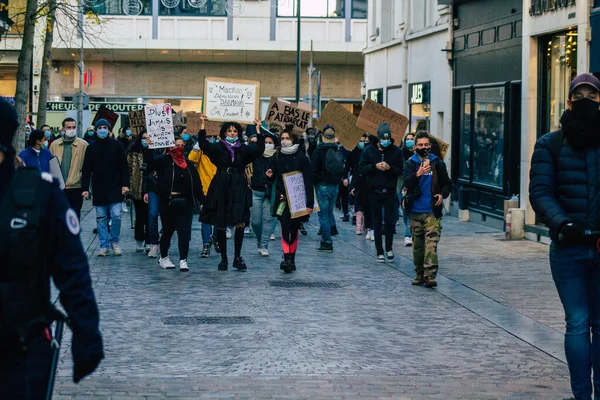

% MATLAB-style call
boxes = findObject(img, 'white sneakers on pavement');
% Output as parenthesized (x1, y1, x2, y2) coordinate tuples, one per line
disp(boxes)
(159, 257, 176, 269)
(111, 243, 122, 256)
(404, 237, 413, 247)
(258, 247, 269, 257)
(147, 245, 159, 258)
(386, 251, 395, 261)
(135, 241, 145, 252)
(97, 248, 109, 257)
(226, 228, 232, 239)
(366, 230, 375, 241)
(270, 234, 276, 241)
(179, 260, 189, 272)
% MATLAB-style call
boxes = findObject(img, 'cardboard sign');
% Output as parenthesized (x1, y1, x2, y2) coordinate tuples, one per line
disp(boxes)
(205, 121, 222, 137)
(128, 110, 146, 135)
(185, 111, 204, 134)
(357, 99, 409, 143)
(144, 103, 175, 149)
(314, 100, 365, 151)
(283, 171, 315, 219)
(173, 111, 185, 129)
(203, 77, 260, 124)
(265, 97, 311, 133)
(92, 105, 119, 130)
(430, 134, 450, 160)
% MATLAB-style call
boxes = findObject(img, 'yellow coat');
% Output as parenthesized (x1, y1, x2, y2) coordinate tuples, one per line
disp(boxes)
(188, 148, 217, 196)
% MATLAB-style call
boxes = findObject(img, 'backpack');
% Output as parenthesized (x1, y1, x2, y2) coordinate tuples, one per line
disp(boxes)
(324, 148, 345, 182)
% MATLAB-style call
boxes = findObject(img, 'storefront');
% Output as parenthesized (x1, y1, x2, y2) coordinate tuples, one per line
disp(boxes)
(449, 0, 522, 226)
(408, 81, 431, 134)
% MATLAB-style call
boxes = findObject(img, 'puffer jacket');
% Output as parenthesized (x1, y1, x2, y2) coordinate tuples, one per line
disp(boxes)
(529, 130, 599, 241)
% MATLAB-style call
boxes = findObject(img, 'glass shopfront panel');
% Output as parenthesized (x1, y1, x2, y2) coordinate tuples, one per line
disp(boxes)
(409, 104, 430, 134)
(459, 89, 471, 179)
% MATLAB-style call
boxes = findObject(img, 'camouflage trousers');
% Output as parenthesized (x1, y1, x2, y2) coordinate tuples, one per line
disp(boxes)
(409, 212, 442, 278)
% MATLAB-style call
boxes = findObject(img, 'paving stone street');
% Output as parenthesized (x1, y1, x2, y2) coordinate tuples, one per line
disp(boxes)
(52, 203, 573, 399)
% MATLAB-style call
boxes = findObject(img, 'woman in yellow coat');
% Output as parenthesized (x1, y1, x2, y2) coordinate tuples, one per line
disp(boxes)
(188, 135, 218, 257)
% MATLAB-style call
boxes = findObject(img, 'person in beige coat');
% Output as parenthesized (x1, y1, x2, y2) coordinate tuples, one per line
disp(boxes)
(49, 117, 89, 219)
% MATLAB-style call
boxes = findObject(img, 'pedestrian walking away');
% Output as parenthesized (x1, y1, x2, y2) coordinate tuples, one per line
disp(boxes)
(529, 73, 600, 400)
(402, 131, 451, 288)
(0, 98, 104, 398)
(127, 131, 151, 252)
(197, 115, 265, 271)
(145, 135, 203, 271)
(141, 132, 164, 259)
(359, 122, 404, 263)
(266, 126, 314, 273)
(346, 134, 368, 235)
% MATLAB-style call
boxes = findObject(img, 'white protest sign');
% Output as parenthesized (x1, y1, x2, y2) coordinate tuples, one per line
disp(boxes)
(283, 171, 308, 219)
(203, 77, 260, 124)
(144, 103, 175, 149)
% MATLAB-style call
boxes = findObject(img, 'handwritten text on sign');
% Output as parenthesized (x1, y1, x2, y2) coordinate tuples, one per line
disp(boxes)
(145, 103, 175, 149)
(283, 171, 310, 219)
(266, 97, 311, 133)
(356, 99, 409, 144)
(314, 100, 365, 151)
(203, 77, 260, 124)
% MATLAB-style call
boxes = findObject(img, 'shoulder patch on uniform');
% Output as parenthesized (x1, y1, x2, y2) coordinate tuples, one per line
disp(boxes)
(65, 209, 80, 235)
(41, 172, 53, 183)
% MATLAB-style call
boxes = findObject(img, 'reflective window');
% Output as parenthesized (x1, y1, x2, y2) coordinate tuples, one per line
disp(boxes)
(278, 0, 344, 17)
(159, 0, 226, 16)
(459, 90, 471, 179)
(87, 0, 152, 16)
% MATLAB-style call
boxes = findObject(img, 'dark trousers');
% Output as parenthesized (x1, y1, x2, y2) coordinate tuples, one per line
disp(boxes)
(64, 188, 83, 220)
(159, 198, 193, 260)
(280, 208, 301, 254)
(337, 183, 349, 214)
(0, 335, 52, 399)
(133, 199, 149, 243)
(369, 191, 397, 254)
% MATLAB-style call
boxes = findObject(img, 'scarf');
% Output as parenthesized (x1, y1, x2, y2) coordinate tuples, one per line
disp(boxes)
(169, 146, 188, 169)
(280, 144, 299, 155)
(220, 138, 241, 161)
(263, 148, 276, 158)
(560, 109, 600, 151)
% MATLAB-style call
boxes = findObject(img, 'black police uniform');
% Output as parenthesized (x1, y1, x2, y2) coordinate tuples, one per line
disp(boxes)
(0, 168, 104, 398)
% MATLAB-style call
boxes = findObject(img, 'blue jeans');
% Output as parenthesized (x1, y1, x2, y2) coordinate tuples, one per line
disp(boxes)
(251, 190, 277, 249)
(147, 192, 160, 245)
(398, 190, 410, 237)
(96, 203, 122, 249)
(550, 242, 600, 400)
(201, 222, 214, 246)
(316, 183, 338, 244)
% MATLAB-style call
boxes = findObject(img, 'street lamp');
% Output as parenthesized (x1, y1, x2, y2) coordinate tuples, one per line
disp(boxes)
(295, 0, 301, 103)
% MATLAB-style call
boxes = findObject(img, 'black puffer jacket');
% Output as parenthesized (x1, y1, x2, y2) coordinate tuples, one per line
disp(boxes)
(358, 143, 404, 190)
(529, 130, 599, 241)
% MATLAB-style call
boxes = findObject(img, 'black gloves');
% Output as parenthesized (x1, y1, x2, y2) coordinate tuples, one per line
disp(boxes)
(559, 222, 585, 243)
(73, 355, 103, 383)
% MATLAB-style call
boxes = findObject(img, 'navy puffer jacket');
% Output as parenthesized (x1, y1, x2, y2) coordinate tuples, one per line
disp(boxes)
(529, 130, 599, 241)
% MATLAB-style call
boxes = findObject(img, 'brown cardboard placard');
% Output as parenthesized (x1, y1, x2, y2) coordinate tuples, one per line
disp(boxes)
(429, 134, 450, 160)
(128, 110, 146, 135)
(314, 100, 365, 151)
(356, 99, 409, 144)
(203, 76, 260, 124)
(265, 97, 311, 133)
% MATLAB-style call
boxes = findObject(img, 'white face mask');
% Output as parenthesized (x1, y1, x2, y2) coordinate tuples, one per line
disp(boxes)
(265, 143, 275, 150)
(281, 139, 293, 148)
(65, 129, 77, 138)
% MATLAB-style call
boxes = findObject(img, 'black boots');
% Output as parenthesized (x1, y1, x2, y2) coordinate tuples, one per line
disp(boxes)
(280, 253, 294, 274)
(218, 258, 228, 271)
(233, 256, 247, 270)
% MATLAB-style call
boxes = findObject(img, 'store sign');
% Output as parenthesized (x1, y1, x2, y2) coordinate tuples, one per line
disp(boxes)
(409, 82, 431, 105)
(46, 102, 145, 112)
(530, 0, 576, 16)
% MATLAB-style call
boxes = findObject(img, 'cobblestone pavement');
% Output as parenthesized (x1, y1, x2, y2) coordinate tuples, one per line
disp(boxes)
(52, 204, 572, 399)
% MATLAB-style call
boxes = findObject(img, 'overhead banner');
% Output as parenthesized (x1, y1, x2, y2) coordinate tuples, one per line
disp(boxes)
(203, 77, 260, 124)
(356, 99, 409, 144)
(314, 100, 365, 151)
(144, 103, 175, 149)
(265, 97, 311, 133)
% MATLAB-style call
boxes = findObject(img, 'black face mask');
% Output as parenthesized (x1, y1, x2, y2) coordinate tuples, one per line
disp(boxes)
(571, 98, 600, 121)
(415, 148, 429, 157)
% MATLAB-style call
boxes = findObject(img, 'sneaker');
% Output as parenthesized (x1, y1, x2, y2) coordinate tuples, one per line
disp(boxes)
(424, 276, 438, 288)
(148, 245, 159, 258)
(365, 231, 372, 240)
(404, 237, 413, 247)
(377, 254, 385, 263)
(135, 241, 145, 252)
(159, 257, 176, 269)
(97, 247, 109, 257)
(179, 259, 189, 272)
(226, 228, 232, 239)
(244, 226, 251, 234)
(270, 234, 276, 241)
(315, 242, 333, 252)
(122, 202, 129, 213)
(386, 251, 395, 261)
(201, 245, 210, 258)
(258, 247, 269, 257)
(145, 244, 151, 253)
(369, 230, 375, 241)
(233, 256, 247, 270)
(211, 235, 221, 253)
(412, 273, 425, 286)
(111, 243, 122, 256)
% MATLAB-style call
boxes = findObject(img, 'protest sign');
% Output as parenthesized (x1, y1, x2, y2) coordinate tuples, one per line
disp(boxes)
(283, 171, 310, 219)
(265, 97, 311, 133)
(203, 77, 260, 124)
(430, 134, 450, 160)
(92, 105, 119, 130)
(173, 111, 185, 129)
(144, 103, 175, 149)
(357, 99, 409, 143)
(185, 112, 204, 134)
(314, 100, 365, 151)
(128, 109, 146, 135)
(205, 121, 222, 137)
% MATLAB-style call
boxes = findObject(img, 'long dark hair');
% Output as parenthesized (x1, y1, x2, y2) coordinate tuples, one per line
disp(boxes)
(219, 122, 244, 139)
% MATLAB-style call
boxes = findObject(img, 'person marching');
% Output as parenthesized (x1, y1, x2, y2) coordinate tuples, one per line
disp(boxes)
(197, 116, 265, 271)
(126, 131, 150, 252)
(18, 129, 53, 173)
(346, 134, 369, 235)
(399, 132, 416, 246)
(145, 136, 203, 271)
(266, 126, 314, 273)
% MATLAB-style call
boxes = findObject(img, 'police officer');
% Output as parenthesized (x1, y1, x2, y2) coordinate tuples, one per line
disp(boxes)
(0, 99, 104, 398)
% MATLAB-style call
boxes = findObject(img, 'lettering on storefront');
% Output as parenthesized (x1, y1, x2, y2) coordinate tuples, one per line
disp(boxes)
(409, 82, 431, 105)
(530, 0, 576, 16)
(46, 102, 145, 112)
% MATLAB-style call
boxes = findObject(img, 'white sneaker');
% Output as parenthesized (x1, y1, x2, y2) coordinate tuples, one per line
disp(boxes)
(226, 228, 232, 239)
(135, 241, 145, 252)
(122, 202, 129, 213)
(258, 247, 269, 257)
(159, 257, 176, 269)
(270, 234, 276, 241)
(365, 231, 371, 240)
(148, 244, 159, 258)
(111, 243, 122, 256)
(97, 248, 109, 257)
(179, 259, 189, 272)
(369, 230, 375, 241)
(244, 226, 251, 234)
(404, 237, 413, 247)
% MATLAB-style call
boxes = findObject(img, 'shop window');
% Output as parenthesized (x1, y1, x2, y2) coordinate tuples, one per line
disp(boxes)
(368, 88, 383, 104)
(352, 0, 367, 18)
(410, 104, 430, 134)
(539, 29, 578, 136)
(278, 0, 344, 18)
(159, 0, 226, 16)
(87, 0, 152, 16)
(459, 90, 471, 179)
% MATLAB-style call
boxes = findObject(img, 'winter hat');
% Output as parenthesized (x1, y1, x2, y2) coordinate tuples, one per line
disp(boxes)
(377, 122, 392, 140)
(322, 125, 336, 143)
(95, 118, 111, 130)
(0, 98, 19, 150)
(569, 73, 600, 96)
